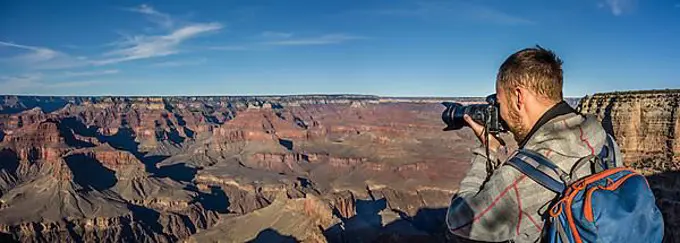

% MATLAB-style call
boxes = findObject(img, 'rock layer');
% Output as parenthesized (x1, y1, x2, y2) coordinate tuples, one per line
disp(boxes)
(578, 89, 680, 242)
(0, 95, 486, 242)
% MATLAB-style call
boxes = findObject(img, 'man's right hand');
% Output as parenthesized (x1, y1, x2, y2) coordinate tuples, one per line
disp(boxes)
(463, 114, 503, 153)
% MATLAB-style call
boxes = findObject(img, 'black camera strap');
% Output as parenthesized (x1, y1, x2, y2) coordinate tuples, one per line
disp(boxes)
(484, 112, 494, 177)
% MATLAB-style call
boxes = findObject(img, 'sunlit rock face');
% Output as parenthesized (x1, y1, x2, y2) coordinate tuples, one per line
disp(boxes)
(578, 89, 680, 242)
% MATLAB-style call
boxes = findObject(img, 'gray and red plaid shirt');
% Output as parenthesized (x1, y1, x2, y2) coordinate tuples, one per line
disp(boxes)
(446, 110, 623, 242)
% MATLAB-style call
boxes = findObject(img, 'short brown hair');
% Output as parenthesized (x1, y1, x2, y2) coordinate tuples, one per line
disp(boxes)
(497, 45, 563, 102)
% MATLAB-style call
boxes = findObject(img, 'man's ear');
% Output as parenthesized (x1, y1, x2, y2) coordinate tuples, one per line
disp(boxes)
(515, 87, 524, 111)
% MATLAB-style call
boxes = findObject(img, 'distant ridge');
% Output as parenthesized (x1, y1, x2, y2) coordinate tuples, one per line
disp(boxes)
(588, 88, 680, 96)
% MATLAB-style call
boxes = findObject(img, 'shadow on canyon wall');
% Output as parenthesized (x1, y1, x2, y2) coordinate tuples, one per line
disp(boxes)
(646, 172, 680, 243)
(0, 232, 17, 243)
(246, 171, 677, 243)
(62, 117, 198, 183)
(98, 126, 197, 183)
(0, 149, 20, 177)
(245, 196, 452, 243)
(0, 97, 69, 115)
(64, 154, 118, 192)
(248, 228, 298, 243)
(197, 185, 231, 214)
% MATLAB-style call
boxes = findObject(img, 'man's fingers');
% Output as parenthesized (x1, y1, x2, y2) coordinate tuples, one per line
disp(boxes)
(463, 114, 484, 135)
(464, 114, 503, 151)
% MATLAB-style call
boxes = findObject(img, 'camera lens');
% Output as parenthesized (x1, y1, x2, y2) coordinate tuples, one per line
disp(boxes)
(442, 102, 463, 131)
(441, 94, 507, 133)
(441, 102, 488, 131)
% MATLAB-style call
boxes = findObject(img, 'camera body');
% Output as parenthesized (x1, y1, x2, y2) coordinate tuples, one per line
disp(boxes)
(441, 94, 507, 134)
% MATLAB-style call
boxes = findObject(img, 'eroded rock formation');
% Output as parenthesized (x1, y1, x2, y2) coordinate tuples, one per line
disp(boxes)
(0, 95, 478, 242)
(578, 89, 680, 242)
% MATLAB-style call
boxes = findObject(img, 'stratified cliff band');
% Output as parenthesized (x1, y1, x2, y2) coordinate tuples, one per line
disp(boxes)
(578, 89, 680, 242)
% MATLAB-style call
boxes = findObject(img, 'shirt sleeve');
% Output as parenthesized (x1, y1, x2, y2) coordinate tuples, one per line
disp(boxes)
(446, 146, 525, 242)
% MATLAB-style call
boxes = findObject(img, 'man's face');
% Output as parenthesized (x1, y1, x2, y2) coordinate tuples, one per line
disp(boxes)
(496, 82, 529, 142)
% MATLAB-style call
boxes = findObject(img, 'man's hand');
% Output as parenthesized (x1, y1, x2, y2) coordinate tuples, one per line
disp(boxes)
(463, 114, 503, 153)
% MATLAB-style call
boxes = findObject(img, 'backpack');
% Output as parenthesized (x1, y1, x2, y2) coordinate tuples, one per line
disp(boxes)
(506, 135, 664, 243)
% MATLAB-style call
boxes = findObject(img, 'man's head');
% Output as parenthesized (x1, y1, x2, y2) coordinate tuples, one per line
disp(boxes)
(495, 46, 564, 142)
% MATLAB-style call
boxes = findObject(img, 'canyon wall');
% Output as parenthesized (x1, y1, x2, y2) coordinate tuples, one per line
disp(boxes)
(578, 89, 680, 242)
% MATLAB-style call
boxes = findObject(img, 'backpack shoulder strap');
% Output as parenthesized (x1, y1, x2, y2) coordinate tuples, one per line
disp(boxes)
(603, 134, 617, 169)
(587, 134, 617, 172)
(506, 149, 568, 193)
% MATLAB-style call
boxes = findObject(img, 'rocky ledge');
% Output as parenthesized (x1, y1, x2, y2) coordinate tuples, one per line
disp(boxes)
(578, 89, 680, 242)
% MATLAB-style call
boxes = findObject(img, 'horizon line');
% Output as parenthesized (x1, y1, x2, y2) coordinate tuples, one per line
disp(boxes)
(0, 93, 591, 99)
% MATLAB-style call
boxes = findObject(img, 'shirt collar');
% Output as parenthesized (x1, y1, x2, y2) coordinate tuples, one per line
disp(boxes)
(518, 101, 577, 148)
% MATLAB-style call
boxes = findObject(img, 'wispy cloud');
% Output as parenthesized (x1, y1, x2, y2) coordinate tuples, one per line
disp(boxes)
(0, 74, 43, 93)
(263, 34, 366, 46)
(0, 73, 102, 94)
(354, 1, 534, 25)
(150, 58, 206, 68)
(93, 5, 222, 65)
(0, 41, 88, 69)
(48, 80, 103, 88)
(95, 22, 222, 65)
(127, 4, 174, 29)
(0, 42, 59, 62)
(207, 45, 250, 51)
(62, 69, 119, 77)
(261, 31, 293, 38)
(1, 5, 223, 70)
(601, 0, 636, 16)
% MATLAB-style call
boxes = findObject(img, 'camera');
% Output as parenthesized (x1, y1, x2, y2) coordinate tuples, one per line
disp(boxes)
(441, 94, 508, 134)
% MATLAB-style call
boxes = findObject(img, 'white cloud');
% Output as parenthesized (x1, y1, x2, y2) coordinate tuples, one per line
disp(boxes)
(261, 31, 293, 38)
(150, 58, 206, 68)
(0, 42, 58, 62)
(0, 73, 101, 94)
(0, 41, 88, 69)
(62, 69, 119, 77)
(1, 5, 222, 69)
(47, 80, 102, 88)
(263, 34, 366, 46)
(207, 45, 249, 51)
(355, 1, 534, 25)
(603, 0, 636, 16)
(127, 4, 174, 29)
(94, 5, 223, 65)
(0, 74, 42, 92)
(95, 23, 222, 65)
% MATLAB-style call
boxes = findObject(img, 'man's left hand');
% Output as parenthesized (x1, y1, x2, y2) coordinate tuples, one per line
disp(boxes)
(464, 114, 503, 153)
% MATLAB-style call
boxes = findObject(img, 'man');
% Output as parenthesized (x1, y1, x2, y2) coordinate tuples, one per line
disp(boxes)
(446, 46, 623, 242)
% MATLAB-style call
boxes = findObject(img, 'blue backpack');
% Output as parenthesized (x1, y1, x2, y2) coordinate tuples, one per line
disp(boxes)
(507, 136, 664, 243)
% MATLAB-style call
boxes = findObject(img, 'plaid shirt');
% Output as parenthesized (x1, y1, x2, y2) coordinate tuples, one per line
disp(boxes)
(446, 112, 623, 242)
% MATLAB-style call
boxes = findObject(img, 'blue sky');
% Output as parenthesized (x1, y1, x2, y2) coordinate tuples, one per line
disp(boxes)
(0, 0, 678, 97)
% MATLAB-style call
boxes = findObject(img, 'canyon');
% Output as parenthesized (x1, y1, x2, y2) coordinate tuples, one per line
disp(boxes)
(0, 92, 676, 243)
(0, 95, 479, 243)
